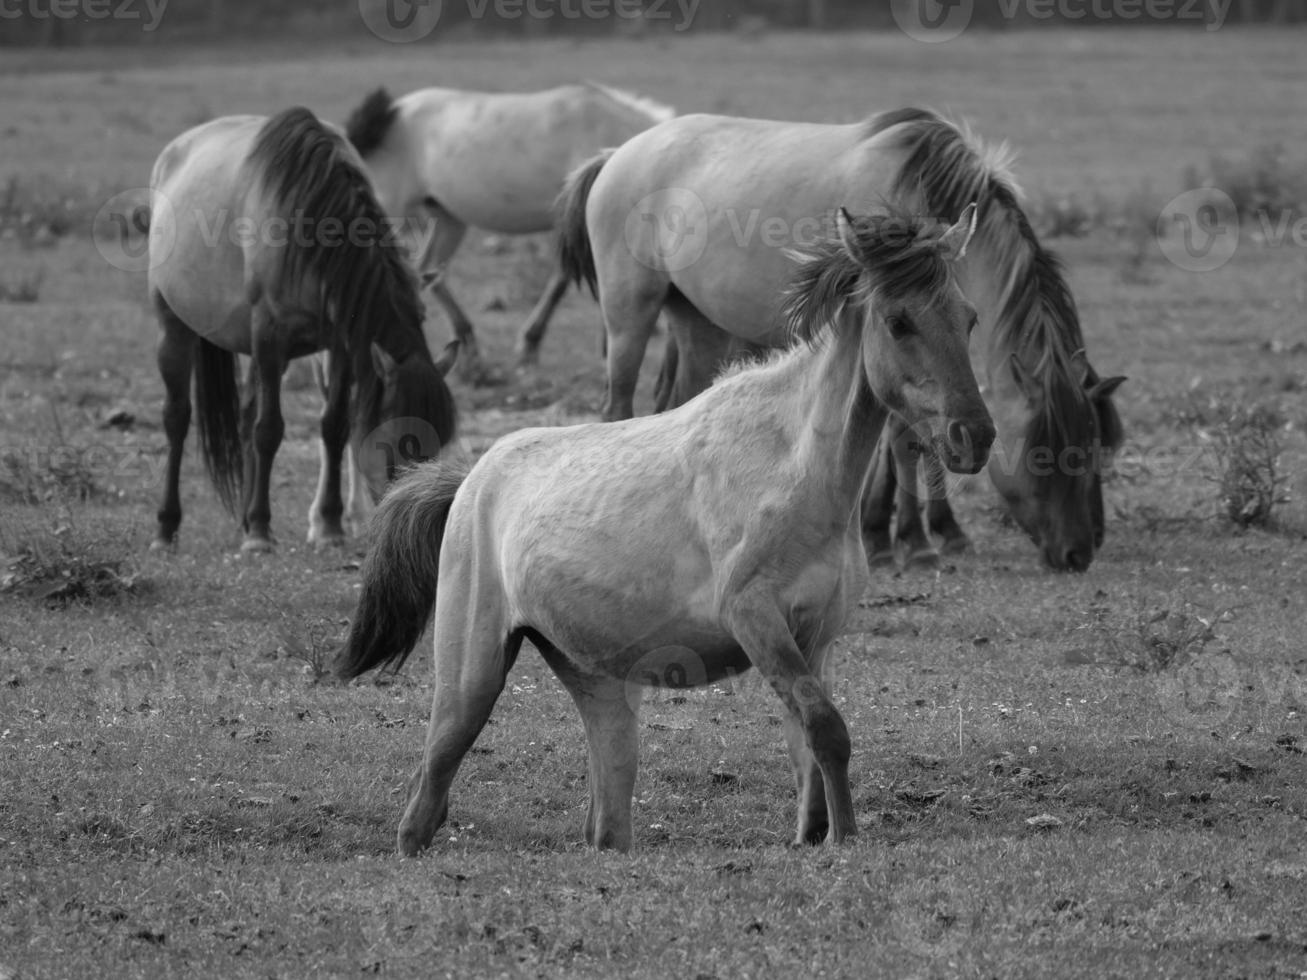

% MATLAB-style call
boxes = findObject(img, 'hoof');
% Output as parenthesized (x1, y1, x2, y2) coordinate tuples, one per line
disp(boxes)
(148, 536, 175, 553)
(866, 549, 896, 569)
(897, 543, 940, 570)
(514, 346, 540, 371)
(938, 534, 973, 556)
(308, 531, 347, 552)
(239, 536, 275, 555)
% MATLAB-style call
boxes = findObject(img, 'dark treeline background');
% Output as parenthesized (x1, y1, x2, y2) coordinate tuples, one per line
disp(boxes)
(1, 0, 1301, 47)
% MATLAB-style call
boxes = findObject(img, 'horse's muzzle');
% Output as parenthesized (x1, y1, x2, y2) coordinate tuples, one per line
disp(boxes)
(937, 417, 996, 475)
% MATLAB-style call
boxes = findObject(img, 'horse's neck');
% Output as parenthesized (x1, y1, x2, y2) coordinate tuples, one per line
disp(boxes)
(779, 322, 887, 514)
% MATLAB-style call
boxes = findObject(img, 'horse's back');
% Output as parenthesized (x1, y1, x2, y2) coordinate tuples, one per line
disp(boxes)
(587, 113, 899, 342)
(394, 84, 666, 231)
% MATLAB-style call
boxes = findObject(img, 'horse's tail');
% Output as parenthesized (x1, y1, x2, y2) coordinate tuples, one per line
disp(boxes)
(344, 87, 397, 158)
(333, 457, 471, 679)
(193, 336, 243, 516)
(556, 149, 614, 299)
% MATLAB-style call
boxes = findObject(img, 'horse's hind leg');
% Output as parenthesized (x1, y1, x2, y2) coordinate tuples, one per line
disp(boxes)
(307, 348, 350, 548)
(398, 622, 522, 857)
(539, 651, 640, 851)
(414, 208, 484, 380)
(860, 425, 898, 568)
(921, 452, 971, 555)
(240, 311, 287, 553)
(150, 294, 197, 550)
(514, 264, 570, 368)
(599, 265, 668, 421)
(654, 303, 735, 413)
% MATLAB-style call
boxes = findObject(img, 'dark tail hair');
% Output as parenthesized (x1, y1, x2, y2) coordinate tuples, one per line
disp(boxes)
(334, 457, 471, 679)
(556, 149, 613, 299)
(193, 336, 243, 515)
(344, 87, 397, 158)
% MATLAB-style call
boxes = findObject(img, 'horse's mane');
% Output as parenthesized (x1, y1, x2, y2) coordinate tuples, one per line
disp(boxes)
(782, 207, 953, 347)
(584, 81, 676, 124)
(865, 107, 1123, 457)
(248, 107, 432, 431)
(344, 87, 398, 158)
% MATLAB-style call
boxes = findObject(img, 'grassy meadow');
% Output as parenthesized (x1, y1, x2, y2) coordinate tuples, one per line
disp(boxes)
(2, 26, 1307, 980)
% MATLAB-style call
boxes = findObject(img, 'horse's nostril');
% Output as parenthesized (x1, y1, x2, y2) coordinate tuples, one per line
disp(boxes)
(947, 419, 972, 455)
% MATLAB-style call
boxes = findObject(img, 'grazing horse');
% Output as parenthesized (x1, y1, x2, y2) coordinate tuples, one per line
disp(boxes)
(558, 108, 1125, 572)
(343, 82, 674, 374)
(146, 107, 459, 553)
(335, 206, 995, 853)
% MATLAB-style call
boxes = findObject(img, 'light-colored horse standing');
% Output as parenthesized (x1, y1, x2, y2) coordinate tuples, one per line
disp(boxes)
(146, 107, 459, 553)
(335, 206, 995, 853)
(343, 83, 674, 375)
(558, 108, 1124, 571)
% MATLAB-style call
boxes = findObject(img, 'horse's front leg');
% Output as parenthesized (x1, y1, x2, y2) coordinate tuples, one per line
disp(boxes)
(307, 349, 351, 549)
(860, 424, 898, 568)
(892, 423, 938, 569)
(240, 322, 286, 554)
(724, 595, 856, 845)
(921, 450, 971, 555)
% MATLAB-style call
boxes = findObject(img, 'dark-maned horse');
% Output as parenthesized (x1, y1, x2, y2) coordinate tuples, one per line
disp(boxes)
(557, 108, 1124, 571)
(344, 83, 673, 376)
(146, 107, 458, 553)
(334, 206, 994, 853)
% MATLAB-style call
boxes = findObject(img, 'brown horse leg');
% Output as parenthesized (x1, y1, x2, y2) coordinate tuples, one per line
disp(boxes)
(891, 424, 938, 569)
(725, 597, 856, 845)
(150, 296, 197, 550)
(237, 359, 258, 533)
(860, 425, 898, 568)
(514, 265, 570, 368)
(922, 452, 971, 554)
(240, 318, 286, 553)
(307, 348, 351, 548)
(398, 627, 522, 857)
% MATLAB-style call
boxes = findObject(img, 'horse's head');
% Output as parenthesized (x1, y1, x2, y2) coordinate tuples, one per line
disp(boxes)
(986, 350, 1125, 572)
(353, 340, 460, 502)
(837, 204, 995, 475)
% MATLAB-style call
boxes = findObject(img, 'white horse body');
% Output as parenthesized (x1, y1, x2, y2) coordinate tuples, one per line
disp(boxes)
(347, 82, 674, 368)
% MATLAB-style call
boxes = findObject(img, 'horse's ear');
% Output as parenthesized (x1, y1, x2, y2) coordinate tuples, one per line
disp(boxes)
(836, 207, 863, 263)
(371, 342, 398, 385)
(1008, 352, 1038, 399)
(1088, 375, 1126, 401)
(433, 339, 460, 378)
(938, 203, 978, 260)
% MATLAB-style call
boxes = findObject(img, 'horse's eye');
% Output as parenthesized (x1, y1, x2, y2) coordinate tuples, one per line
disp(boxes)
(887, 315, 913, 339)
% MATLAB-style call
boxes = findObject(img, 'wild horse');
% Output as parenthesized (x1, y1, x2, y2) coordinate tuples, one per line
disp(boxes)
(146, 107, 458, 553)
(558, 107, 1124, 571)
(335, 206, 994, 852)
